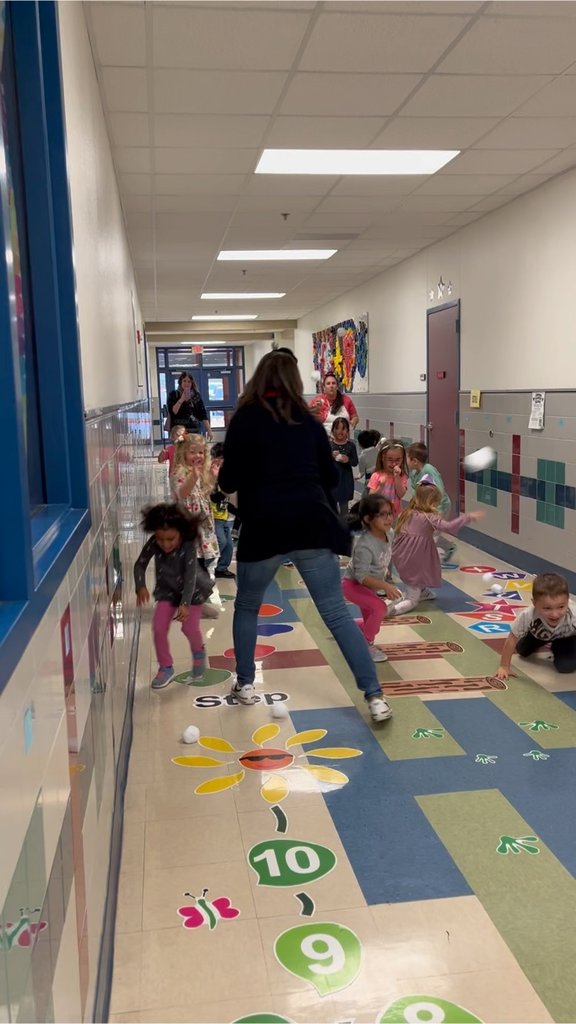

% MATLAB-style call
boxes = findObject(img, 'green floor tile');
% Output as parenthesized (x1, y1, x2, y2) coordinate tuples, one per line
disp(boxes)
(488, 681, 576, 747)
(414, 610, 501, 677)
(418, 789, 576, 1023)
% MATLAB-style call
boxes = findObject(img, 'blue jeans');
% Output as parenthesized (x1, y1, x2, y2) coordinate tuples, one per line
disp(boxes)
(215, 518, 233, 571)
(233, 548, 381, 699)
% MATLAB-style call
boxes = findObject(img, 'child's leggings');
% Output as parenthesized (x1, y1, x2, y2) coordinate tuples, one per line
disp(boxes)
(342, 578, 387, 644)
(153, 601, 202, 667)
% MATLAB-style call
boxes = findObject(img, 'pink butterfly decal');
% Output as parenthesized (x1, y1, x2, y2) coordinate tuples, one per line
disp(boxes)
(177, 889, 240, 931)
(17, 921, 48, 947)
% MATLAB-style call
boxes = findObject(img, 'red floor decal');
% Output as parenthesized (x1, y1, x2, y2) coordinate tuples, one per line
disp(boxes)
(223, 644, 276, 659)
(381, 614, 432, 626)
(210, 650, 327, 671)
(382, 675, 507, 696)
(259, 603, 283, 617)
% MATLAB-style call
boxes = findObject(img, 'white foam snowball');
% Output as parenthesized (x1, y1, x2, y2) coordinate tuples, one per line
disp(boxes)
(271, 703, 289, 719)
(463, 446, 497, 473)
(490, 583, 504, 595)
(482, 572, 494, 583)
(182, 725, 200, 744)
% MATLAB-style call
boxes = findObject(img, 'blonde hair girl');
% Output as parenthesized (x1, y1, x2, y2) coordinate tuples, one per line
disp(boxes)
(171, 435, 219, 565)
(391, 482, 484, 616)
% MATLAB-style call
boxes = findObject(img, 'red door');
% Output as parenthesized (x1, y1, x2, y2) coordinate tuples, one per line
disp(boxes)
(426, 301, 460, 511)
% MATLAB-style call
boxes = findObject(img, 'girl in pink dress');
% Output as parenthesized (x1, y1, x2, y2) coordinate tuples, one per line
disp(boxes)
(367, 440, 409, 520)
(391, 483, 484, 615)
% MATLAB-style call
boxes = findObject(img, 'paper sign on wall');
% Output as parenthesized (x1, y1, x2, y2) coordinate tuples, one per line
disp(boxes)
(529, 391, 545, 430)
(470, 389, 481, 408)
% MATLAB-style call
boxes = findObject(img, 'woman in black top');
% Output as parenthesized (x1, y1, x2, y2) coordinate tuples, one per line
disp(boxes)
(167, 372, 212, 440)
(218, 351, 391, 724)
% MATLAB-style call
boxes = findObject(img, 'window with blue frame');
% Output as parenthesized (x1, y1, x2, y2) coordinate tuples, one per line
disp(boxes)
(0, 0, 90, 693)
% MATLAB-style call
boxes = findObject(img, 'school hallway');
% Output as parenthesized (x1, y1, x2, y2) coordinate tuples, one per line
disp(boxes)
(107, 456, 573, 1024)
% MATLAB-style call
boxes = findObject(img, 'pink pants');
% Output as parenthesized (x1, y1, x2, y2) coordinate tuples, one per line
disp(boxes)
(153, 601, 203, 668)
(342, 578, 387, 644)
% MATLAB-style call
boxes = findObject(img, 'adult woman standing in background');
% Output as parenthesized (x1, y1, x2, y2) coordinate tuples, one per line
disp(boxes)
(318, 372, 359, 434)
(167, 372, 212, 440)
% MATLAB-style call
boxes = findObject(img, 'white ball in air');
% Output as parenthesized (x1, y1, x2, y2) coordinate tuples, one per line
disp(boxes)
(463, 446, 496, 473)
(482, 572, 494, 583)
(271, 703, 289, 719)
(182, 725, 200, 744)
(490, 583, 504, 595)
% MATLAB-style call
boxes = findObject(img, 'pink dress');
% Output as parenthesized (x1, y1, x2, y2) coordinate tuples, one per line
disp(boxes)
(392, 510, 471, 587)
(367, 471, 408, 518)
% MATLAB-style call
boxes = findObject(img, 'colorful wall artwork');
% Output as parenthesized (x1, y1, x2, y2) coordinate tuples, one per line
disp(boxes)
(312, 315, 368, 393)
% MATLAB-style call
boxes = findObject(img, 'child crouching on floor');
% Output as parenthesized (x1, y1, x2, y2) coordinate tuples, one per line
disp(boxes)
(342, 495, 402, 663)
(134, 503, 213, 690)
(496, 572, 576, 680)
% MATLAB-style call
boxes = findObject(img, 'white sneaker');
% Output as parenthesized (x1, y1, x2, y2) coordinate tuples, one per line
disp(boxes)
(367, 696, 392, 722)
(421, 588, 437, 601)
(230, 682, 256, 705)
(369, 645, 388, 662)
(390, 599, 416, 616)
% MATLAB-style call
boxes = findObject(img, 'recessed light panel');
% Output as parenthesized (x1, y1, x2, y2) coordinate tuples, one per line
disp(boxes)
(191, 314, 258, 321)
(217, 250, 336, 261)
(255, 149, 460, 175)
(201, 292, 285, 299)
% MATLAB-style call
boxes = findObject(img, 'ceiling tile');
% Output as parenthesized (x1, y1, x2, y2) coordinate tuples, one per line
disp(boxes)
(279, 73, 422, 116)
(153, 148, 258, 174)
(372, 116, 499, 149)
(399, 194, 482, 212)
(314, 196, 404, 215)
(323, 2, 483, 10)
(244, 175, 339, 196)
(115, 147, 152, 174)
(497, 173, 552, 195)
(486, 2, 576, 17)
(87, 3, 146, 66)
(401, 75, 553, 117)
(153, 114, 269, 148)
(437, 16, 576, 74)
(153, 173, 245, 195)
(415, 173, 515, 195)
(474, 117, 576, 149)
(153, 69, 288, 114)
(120, 172, 152, 195)
(151, 7, 311, 70)
(445, 149, 559, 174)
(468, 195, 512, 211)
(153, 195, 239, 213)
(330, 176, 428, 196)
(265, 116, 387, 148)
(122, 195, 153, 213)
(234, 195, 319, 212)
(108, 112, 150, 148)
(528, 147, 576, 175)
(515, 76, 576, 116)
(100, 68, 148, 112)
(299, 12, 470, 73)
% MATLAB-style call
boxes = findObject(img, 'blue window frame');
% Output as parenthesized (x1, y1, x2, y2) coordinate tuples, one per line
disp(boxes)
(0, 1, 89, 692)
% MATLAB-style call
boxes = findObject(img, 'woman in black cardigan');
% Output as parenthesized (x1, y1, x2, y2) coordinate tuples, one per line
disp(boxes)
(167, 372, 212, 440)
(218, 351, 391, 724)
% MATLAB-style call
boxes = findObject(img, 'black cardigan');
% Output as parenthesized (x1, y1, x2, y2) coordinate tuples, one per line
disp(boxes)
(219, 399, 351, 562)
(167, 389, 208, 431)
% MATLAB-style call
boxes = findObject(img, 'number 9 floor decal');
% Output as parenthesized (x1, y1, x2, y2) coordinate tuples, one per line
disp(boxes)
(232, 995, 483, 1023)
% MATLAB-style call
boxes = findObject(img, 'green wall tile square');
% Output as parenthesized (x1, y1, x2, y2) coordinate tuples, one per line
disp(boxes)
(545, 482, 555, 502)
(556, 463, 566, 484)
(537, 458, 546, 479)
(546, 460, 555, 482)
(556, 507, 565, 529)
(537, 501, 547, 523)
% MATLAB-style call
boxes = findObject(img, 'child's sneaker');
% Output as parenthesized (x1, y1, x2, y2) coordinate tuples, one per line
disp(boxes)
(367, 695, 392, 722)
(440, 544, 456, 563)
(192, 649, 206, 681)
(151, 666, 173, 689)
(421, 588, 437, 601)
(230, 682, 257, 705)
(369, 644, 388, 662)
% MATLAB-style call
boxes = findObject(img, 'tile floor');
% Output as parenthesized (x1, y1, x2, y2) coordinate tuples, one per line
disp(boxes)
(110, 501, 576, 1024)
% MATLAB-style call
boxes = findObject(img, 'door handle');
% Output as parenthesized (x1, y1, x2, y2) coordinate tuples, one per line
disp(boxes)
(426, 422, 433, 430)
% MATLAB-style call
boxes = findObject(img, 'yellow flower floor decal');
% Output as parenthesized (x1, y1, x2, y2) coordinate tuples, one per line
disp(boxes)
(172, 725, 362, 802)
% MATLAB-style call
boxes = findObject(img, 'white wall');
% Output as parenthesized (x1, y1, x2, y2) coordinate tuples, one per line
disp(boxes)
(297, 168, 576, 394)
(57, 3, 143, 411)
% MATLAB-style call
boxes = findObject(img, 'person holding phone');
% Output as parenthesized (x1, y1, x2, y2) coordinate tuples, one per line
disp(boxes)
(167, 372, 212, 440)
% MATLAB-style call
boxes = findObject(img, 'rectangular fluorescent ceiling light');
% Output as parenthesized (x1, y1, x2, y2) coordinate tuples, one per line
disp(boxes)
(218, 250, 336, 261)
(191, 314, 258, 321)
(255, 149, 460, 175)
(201, 292, 285, 299)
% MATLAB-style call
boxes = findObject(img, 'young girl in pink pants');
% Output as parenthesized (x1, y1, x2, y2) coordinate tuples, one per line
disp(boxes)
(134, 503, 212, 689)
(342, 495, 402, 662)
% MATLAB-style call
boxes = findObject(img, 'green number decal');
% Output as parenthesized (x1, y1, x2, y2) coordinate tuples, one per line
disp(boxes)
(274, 922, 361, 996)
(378, 995, 483, 1023)
(248, 838, 336, 887)
(232, 1015, 292, 1023)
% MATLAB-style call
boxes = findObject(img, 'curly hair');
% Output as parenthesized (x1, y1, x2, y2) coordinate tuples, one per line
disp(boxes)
(140, 503, 199, 541)
(172, 434, 213, 493)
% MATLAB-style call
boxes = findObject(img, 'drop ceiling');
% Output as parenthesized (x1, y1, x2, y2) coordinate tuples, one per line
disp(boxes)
(85, 0, 576, 330)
